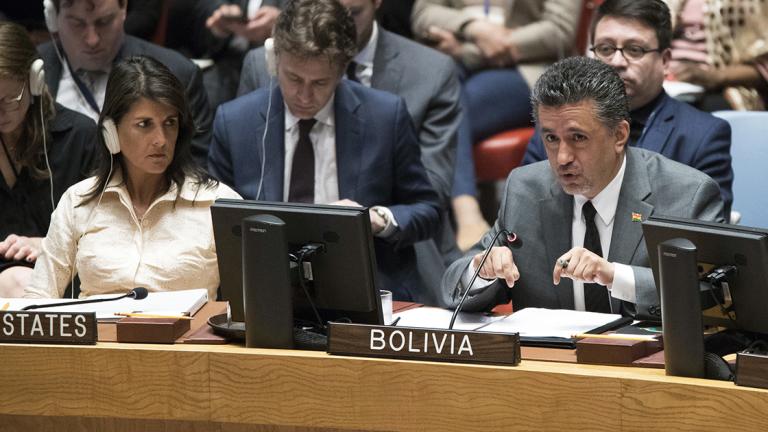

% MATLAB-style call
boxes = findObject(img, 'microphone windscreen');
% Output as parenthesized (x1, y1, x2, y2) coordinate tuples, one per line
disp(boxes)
(131, 287, 149, 300)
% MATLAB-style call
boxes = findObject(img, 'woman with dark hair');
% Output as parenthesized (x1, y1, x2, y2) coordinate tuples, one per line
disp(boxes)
(25, 56, 240, 299)
(0, 21, 97, 297)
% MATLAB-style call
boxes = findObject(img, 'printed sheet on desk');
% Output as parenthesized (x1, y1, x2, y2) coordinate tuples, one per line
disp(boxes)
(0, 289, 209, 321)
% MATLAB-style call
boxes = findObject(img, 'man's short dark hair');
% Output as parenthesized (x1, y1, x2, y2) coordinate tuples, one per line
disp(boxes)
(54, 0, 127, 12)
(590, 0, 672, 51)
(273, 0, 358, 69)
(531, 56, 629, 130)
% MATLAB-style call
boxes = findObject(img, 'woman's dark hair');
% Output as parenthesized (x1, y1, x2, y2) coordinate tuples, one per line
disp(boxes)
(81, 55, 214, 205)
(0, 21, 55, 180)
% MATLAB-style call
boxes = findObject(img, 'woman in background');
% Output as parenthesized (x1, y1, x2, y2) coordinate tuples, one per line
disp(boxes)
(0, 21, 96, 297)
(25, 56, 240, 299)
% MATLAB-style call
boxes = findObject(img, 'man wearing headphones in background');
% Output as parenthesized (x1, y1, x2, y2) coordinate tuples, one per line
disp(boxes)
(208, 0, 441, 302)
(237, 0, 463, 306)
(37, 0, 214, 169)
(523, 0, 733, 219)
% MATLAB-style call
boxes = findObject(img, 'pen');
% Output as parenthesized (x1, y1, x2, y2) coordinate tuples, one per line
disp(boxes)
(573, 333, 659, 342)
(390, 316, 401, 326)
(115, 312, 194, 320)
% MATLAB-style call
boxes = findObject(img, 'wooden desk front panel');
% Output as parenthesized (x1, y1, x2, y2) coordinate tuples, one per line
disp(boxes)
(0, 343, 767, 431)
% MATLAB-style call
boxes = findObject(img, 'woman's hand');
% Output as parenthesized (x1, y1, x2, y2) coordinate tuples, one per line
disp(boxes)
(0, 234, 43, 262)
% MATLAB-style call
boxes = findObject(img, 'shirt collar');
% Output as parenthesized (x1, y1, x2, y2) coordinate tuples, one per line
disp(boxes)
(573, 154, 627, 226)
(284, 92, 336, 131)
(354, 21, 378, 68)
(104, 167, 218, 204)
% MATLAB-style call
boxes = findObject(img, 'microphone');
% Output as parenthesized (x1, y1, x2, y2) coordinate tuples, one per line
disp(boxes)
(21, 287, 149, 311)
(449, 229, 518, 329)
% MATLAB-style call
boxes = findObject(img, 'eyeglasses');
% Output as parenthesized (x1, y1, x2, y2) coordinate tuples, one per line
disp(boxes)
(0, 84, 26, 112)
(590, 44, 662, 61)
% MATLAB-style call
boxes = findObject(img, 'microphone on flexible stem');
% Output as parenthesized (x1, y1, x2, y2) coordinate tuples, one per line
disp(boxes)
(449, 229, 520, 330)
(21, 287, 149, 311)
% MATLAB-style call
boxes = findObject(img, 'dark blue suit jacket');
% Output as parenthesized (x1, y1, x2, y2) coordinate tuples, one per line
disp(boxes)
(208, 80, 441, 300)
(523, 92, 733, 216)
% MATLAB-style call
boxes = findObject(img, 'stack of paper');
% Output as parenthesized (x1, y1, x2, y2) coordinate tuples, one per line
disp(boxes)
(2, 289, 209, 321)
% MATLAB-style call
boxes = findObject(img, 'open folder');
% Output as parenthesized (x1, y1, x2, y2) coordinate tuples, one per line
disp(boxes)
(392, 307, 631, 349)
(478, 308, 632, 348)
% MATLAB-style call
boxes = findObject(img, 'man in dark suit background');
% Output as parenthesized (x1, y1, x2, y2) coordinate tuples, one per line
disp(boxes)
(238, 0, 462, 306)
(443, 57, 724, 319)
(208, 0, 441, 301)
(238, 0, 462, 305)
(37, 0, 213, 167)
(523, 0, 733, 218)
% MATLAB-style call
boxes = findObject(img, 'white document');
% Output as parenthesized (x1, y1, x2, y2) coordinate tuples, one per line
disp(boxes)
(479, 308, 623, 338)
(2, 289, 208, 321)
(392, 306, 507, 331)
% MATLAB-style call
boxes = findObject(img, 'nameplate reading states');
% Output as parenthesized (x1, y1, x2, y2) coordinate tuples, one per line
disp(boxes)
(327, 322, 520, 366)
(0, 311, 97, 344)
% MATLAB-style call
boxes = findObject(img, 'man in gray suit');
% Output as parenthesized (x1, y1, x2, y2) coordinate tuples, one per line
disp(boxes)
(237, 0, 462, 305)
(442, 57, 725, 319)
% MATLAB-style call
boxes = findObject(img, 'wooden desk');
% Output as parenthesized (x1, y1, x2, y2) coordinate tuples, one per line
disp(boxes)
(1, 342, 767, 431)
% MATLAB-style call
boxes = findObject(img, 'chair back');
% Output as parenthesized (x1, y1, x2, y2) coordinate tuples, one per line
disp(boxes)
(713, 110, 768, 228)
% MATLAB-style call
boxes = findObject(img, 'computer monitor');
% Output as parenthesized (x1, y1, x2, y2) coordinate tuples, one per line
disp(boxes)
(643, 216, 768, 335)
(211, 198, 383, 329)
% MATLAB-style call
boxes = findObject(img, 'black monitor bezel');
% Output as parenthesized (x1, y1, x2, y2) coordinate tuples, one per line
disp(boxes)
(211, 198, 383, 327)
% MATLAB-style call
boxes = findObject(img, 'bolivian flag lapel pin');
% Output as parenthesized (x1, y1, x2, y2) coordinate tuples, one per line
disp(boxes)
(631, 212, 642, 222)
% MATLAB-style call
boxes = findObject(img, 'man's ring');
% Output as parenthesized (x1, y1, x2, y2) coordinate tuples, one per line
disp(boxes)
(557, 258, 570, 268)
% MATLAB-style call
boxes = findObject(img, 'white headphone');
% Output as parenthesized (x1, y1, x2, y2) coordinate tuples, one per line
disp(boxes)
(43, 0, 58, 33)
(264, 38, 277, 76)
(101, 118, 121, 154)
(29, 58, 45, 97)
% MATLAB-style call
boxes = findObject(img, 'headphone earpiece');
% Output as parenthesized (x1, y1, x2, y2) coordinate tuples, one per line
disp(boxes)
(43, 0, 58, 33)
(29, 58, 45, 97)
(101, 118, 121, 155)
(264, 38, 277, 77)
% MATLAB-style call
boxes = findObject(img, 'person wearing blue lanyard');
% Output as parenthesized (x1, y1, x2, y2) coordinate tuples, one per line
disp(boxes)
(523, 0, 733, 219)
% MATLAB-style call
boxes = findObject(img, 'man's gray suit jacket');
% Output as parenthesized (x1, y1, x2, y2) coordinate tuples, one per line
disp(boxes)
(442, 147, 726, 319)
(238, 28, 463, 305)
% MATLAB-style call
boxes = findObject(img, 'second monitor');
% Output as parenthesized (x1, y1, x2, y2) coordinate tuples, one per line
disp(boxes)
(211, 199, 384, 338)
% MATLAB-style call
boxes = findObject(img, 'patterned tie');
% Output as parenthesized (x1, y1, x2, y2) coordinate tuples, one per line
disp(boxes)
(346, 61, 359, 82)
(288, 118, 317, 203)
(582, 201, 611, 312)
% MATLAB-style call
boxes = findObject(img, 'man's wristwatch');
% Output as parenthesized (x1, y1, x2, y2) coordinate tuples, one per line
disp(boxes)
(371, 206, 390, 232)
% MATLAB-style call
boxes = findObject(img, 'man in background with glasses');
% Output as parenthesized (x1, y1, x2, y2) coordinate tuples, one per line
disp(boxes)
(523, 0, 733, 219)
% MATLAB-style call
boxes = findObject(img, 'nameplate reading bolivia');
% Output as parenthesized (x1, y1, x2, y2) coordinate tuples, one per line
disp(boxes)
(327, 322, 520, 366)
(0, 311, 97, 344)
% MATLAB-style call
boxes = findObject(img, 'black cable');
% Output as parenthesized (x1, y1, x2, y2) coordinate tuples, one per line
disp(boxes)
(449, 229, 510, 330)
(706, 265, 738, 326)
(292, 243, 326, 332)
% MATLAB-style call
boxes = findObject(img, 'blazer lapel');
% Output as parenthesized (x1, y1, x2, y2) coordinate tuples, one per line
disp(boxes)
(540, 183, 575, 309)
(636, 93, 673, 154)
(371, 30, 403, 93)
(334, 82, 363, 200)
(258, 86, 286, 201)
(608, 149, 653, 266)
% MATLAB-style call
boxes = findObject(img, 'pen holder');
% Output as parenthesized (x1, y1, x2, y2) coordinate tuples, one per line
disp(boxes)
(116, 317, 191, 344)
